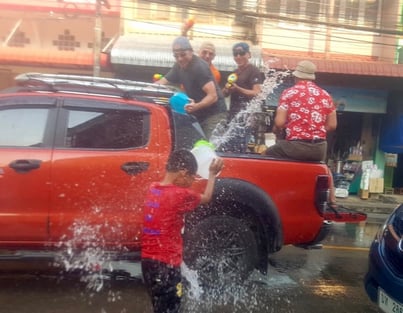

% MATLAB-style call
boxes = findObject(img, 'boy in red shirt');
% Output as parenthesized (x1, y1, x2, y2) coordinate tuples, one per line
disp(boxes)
(141, 149, 223, 313)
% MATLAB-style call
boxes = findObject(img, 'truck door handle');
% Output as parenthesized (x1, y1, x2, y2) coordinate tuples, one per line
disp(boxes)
(9, 159, 42, 173)
(121, 162, 149, 175)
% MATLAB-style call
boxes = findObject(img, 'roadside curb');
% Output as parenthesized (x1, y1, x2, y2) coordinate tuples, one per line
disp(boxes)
(337, 196, 401, 215)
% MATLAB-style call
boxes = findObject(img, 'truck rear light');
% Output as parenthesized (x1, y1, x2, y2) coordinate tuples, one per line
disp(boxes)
(318, 174, 367, 223)
(315, 175, 329, 215)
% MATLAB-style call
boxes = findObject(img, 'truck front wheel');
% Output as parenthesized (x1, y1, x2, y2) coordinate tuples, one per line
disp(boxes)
(183, 215, 258, 288)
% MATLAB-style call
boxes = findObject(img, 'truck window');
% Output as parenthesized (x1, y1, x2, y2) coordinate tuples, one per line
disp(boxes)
(0, 107, 50, 147)
(171, 111, 206, 150)
(62, 108, 150, 149)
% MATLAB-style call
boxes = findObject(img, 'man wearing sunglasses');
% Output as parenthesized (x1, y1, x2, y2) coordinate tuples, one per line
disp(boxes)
(223, 42, 263, 122)
(156, 36, 227, 140)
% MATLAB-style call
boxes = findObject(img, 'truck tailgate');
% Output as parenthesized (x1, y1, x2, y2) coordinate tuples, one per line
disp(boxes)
(324, 205, 367, 222)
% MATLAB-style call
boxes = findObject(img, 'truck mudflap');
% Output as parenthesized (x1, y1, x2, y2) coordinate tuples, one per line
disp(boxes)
(323, 204, 367, 222)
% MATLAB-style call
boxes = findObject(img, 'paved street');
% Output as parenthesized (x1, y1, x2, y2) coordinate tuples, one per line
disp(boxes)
(0, 219, 386, 313)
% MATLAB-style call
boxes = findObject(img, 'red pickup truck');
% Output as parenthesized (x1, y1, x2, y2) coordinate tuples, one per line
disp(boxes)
(0, 73, 365, 285)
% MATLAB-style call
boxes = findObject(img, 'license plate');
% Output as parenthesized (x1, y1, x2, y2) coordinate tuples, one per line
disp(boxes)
(378, 288, 403, 313)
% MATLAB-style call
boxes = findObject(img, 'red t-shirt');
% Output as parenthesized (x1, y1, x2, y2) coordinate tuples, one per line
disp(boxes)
(278, 80, 335, 140)
(141, 182, 201, 266)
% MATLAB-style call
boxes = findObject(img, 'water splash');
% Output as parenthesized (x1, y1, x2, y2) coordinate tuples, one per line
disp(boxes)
(181, 265, 273, 312)
(181, 256, 261, 312)
(54, 206, 126, 296)
(55, 220, 109, 293)
(181, 262, 204, 300)
(210, 60, 290, 152)
(181, 262, 299, 312)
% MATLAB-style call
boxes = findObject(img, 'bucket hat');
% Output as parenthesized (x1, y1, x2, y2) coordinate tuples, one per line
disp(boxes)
(292, 60, 316, 80)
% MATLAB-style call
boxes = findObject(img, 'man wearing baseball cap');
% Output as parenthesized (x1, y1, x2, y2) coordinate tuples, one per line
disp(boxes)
(223, 42, 263, 122)
(156, 36, 227, 139)
(219, 42, 263, 152)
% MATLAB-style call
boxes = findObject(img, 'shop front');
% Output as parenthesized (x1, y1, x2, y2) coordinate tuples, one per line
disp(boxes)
(265, 73, 393, 196)
(379, 89, 403, 193)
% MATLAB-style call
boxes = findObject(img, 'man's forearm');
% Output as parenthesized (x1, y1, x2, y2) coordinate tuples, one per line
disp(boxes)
(195, 94, 217, 110)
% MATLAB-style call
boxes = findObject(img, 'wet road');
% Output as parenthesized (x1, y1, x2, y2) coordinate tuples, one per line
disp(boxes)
(0, 218, 385, 313)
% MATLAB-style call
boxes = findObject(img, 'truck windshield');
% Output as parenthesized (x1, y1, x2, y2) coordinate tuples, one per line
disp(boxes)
(171, 111, 206, 151)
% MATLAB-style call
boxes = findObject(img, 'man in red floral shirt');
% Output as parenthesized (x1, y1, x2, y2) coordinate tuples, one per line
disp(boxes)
(263, 60, 338, 206)
(264, 60, 336, 160)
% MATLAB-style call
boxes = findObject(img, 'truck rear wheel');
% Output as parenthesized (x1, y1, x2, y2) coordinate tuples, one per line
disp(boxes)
(184, 215, 258, 288)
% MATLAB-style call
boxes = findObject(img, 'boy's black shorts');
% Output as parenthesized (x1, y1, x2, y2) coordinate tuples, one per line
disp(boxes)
(141, 258, 182, 313)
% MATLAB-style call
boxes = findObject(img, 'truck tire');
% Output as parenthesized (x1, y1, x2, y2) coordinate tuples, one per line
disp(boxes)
(183, 215, 258, 288)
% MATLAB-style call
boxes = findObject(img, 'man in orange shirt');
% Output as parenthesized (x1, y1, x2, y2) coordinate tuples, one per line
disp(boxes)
(198, 41, 221, 85)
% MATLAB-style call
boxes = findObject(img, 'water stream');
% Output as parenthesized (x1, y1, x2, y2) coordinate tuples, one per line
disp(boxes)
(210, 60, 290, 152)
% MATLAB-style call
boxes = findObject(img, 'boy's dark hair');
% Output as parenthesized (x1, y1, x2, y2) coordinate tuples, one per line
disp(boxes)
(166, 149, 198, 175)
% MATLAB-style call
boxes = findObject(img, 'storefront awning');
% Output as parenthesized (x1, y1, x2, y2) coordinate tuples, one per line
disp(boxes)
(110, 35, 403, 77)
(110, 35, 264, 72)
(264, 54, 403, 78)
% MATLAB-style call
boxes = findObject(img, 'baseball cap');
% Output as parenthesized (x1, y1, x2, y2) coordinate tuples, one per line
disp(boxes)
(172, 36, 193, 51)
(232, 42, 250, 53)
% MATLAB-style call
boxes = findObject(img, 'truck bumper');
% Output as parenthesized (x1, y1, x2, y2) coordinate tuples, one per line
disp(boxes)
(294, 220, 333, 249)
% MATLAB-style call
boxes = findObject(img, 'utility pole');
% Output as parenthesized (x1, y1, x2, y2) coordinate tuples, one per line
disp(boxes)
(94, 0, 110, 77)
(93, 0, 102, 77)
(325, 0, 335, 59)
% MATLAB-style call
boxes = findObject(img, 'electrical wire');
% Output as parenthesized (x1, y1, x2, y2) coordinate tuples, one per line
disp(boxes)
(1, 0, 403, 63)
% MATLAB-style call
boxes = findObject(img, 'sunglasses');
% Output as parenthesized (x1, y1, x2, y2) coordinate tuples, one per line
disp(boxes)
(233, 50, 246, 57)
(173, 51, 188, 59)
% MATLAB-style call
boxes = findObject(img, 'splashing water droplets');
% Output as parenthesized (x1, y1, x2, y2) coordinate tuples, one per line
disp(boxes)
(54, 206, 126, 298)
(181, 263, 263, 312)
(210, 61, 290, 152)
(56, 218, 107, 292)
(181, 262, 204, 300)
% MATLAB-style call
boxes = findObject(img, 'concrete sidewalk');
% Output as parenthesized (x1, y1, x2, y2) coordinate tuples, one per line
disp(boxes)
(337, 193, 403, 215)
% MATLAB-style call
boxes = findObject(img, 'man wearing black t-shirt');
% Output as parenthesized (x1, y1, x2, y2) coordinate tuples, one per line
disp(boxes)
(156, 36, 227, 139)
(223, 42, 263, 121)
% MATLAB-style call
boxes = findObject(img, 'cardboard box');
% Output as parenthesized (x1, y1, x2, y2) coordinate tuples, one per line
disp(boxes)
(348, 154, 363, 161)
(359, 189, 369, 199)
(369, 178, 384, 193)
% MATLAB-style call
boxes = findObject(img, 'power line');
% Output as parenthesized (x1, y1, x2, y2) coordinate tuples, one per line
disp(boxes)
(1, 0, 402, 63)
(140, 0, 403, 36)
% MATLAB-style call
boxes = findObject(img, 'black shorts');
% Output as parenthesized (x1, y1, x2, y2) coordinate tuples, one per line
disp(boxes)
(141, 258, 182, 313)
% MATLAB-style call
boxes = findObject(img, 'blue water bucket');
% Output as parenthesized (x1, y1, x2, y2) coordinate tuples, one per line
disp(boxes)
(169, 92, 189, 114)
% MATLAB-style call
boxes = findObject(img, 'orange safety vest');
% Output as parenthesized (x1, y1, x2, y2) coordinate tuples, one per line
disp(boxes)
(210, 64, 221, 84)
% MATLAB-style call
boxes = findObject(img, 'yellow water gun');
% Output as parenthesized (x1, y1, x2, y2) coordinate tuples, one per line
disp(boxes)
(153, 73, 163, 82)
(225, 73, 238, 88)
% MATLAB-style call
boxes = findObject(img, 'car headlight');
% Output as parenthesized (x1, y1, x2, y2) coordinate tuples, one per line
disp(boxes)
(378, 204, 403, 274)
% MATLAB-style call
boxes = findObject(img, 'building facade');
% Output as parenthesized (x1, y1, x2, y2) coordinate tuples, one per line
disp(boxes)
(0, 0, 121, 87)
